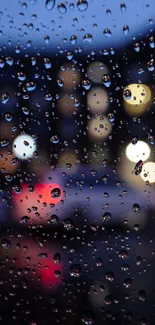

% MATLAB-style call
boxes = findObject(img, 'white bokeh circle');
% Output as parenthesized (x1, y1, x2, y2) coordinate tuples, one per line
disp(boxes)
(125, 141, 150, 163)
(12, 134, 37, 160)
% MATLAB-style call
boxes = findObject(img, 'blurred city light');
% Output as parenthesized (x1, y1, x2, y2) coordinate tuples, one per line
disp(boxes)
(87, 61, 109, 83)
(87, 87, 109, 113)
(123, 83, 152, 116)
(88, 115, 112, 141)
(12, 134, 37, 160)
(125, 141, 150, 162)
(141, 161, 155, 183)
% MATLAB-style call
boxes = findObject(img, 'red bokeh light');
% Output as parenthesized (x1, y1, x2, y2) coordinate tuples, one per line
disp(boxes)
(12, 183, 63, 224)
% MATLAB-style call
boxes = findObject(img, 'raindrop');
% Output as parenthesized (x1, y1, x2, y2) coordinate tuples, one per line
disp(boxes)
(82, 79, 91, 90)
(1, 92, 10, 104)
(123, 25, 129, 35)
(44, 35, 50, 44)
(51, 187, 61, 198)
(77, 0, 88, 12)
(103, 28, 112, 37)
(58, 3, 67, 14)
(106, 8, 111, 16)
(107, 112, 115, 122)
(123, 88, 131, 100)
(70, 35, 77, 44)
(70, 264, 81, 277)
(149, 36, 155, 48)
(120, 3, 126, 12)
(83, 33, 93, 43)
(5, 113, 12, 121)
(133, 203, 140, 213)
(44, 57, 52, 69)
(20, 216, 30, 224)
(131, 136, 138, 145)
(66, 51, 73, 60)
(17, 72, 26, 81)
(53, 252, 61, 264)
(147, 133, 154, 144)
(102, 74, 111, 87)
(101, 212, 111, 222)
(2, 239, 11, 249)
(134, 160, 143, 175)
(147, 58, 154, 71)
(45, 0, 55, 10)
(50, 134, 60, 144)
(25, 81, 36, 91)
(134, 42, 140, 52)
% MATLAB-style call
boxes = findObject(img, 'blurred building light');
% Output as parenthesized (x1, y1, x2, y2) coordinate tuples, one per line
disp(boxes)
(123, 83, 152, 116)
(88, 115, 112, 141)
(12, 183, 63, 225)
(58, 93, 80, 116)
(87, 87, 109, 113)
(140, 161, 155, 183)
(12, 134, 37, 160)
(58, 150, 78, 174)
(0, 150, 20, 174)
(87, 61, 109, 83)
(126, 141, 150, 163)
(57, 64, 81, 90)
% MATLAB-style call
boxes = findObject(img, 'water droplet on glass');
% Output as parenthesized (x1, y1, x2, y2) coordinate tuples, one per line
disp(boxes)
(123, 25, 129, 35)
(53, 252, 61, 264)
(134, 42, 140, 52)
(44, 35, 50, 44)
(70, 35, 77, 44)
(17, 71, 26, 81)
(20, 216, 30, 224)
(149, 36, 155, 48)
(120, 3, 126, 12)
(147, 58, 154, 71)
(58, 3, 67, 14)
(45, 0, 55, 10)
(103, 28, 112, 37)
(102, 74, 111, 87)
(123, 88, 131, 100)
(50, 134, 60, 144)
(147, 133, 154, 144)
(25, 81, 36, 91)
(1, 92, 10, 104)
(83, 33, 93, 43)
(51, 187, 61, 198)
(106, 8, 111, 16)
(134, 160, 143, 175)
(82, 79, 91, 90)
(44, 57, 52, 69)
(70, 264, 81, 277)
(2, 239, 11, 249)
(5, 112, 12, 121)
(66, 51, 73, 60)
(77, 0, 88, 12)
(133, 203, 140, 213)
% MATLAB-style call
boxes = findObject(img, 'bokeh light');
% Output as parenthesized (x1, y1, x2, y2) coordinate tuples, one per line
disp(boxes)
(141, 161, 155, 183)
(12, 134, 37, 160)
(57, 64, 81, 90)
(88, 115, 112, 141)
(87, 61, 109, 83)
(87, 87, 109, 113)
(126, 141, 150, 163)
(123, 83, 152, 116)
